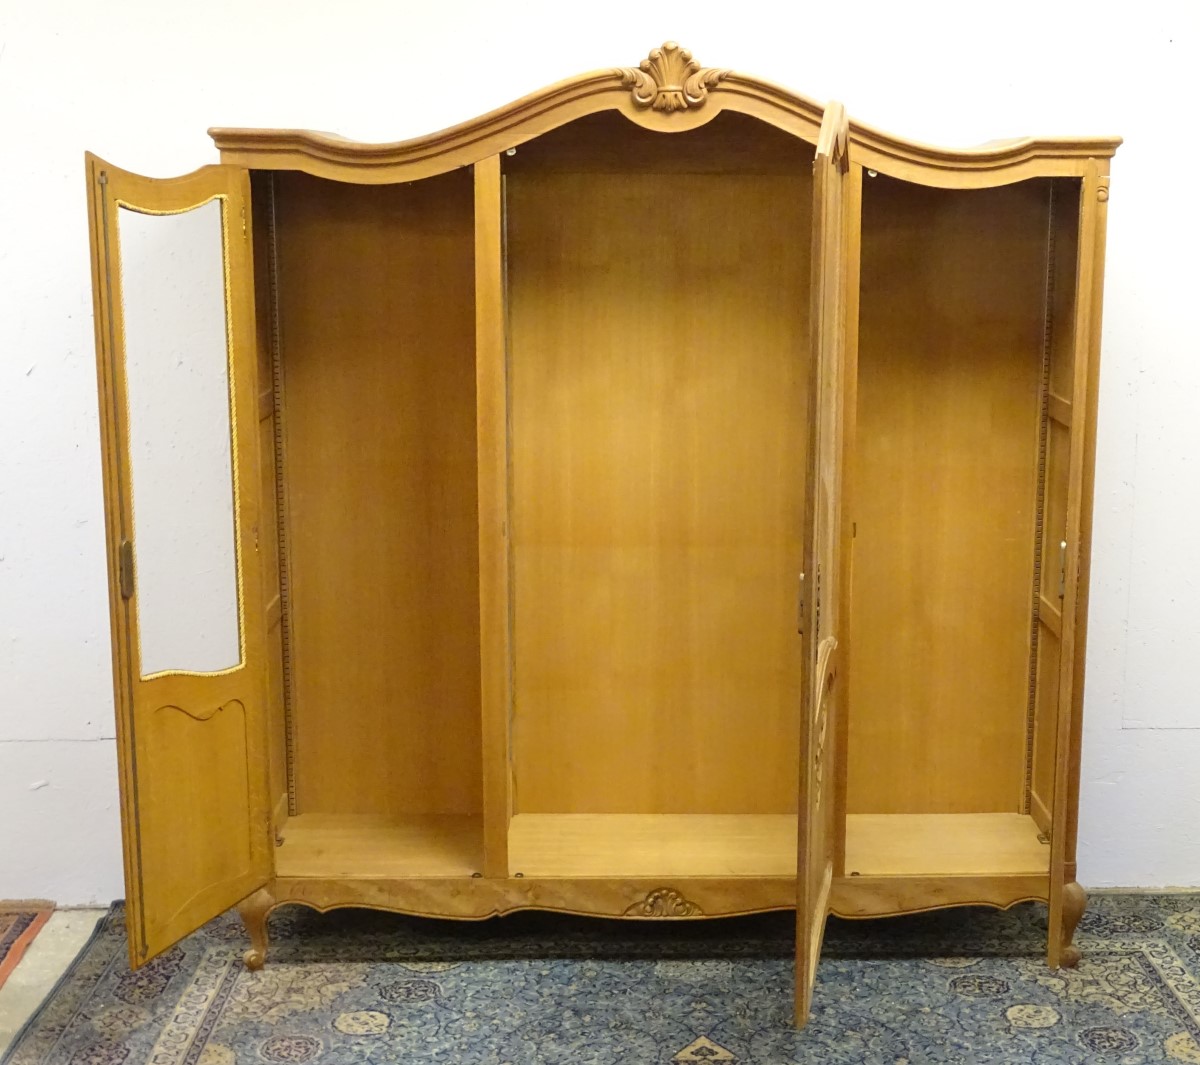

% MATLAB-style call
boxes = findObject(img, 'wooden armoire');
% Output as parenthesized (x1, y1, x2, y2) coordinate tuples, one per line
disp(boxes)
(85, 42, 1119, 1025)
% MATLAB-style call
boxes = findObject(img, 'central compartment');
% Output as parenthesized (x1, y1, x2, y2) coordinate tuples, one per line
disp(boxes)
(503, 113, 814, 877)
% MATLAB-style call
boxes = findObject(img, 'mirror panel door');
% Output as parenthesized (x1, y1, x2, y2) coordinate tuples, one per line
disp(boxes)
(86, 155, 270, 966)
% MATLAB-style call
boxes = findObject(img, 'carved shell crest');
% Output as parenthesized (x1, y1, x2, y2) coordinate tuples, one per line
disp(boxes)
(623, 888, 703, 917)
(617, 42, 730, 113)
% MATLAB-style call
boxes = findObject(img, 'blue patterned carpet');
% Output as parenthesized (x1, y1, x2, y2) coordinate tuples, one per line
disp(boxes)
(4, 894, 1200, 1064)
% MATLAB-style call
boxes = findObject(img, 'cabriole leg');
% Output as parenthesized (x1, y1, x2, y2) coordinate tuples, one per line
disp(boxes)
(237, 886, 275, 970)
(1059, 881, 1087, 968)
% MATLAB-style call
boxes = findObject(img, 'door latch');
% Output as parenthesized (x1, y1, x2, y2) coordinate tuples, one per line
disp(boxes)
(119, 540, 134, 600)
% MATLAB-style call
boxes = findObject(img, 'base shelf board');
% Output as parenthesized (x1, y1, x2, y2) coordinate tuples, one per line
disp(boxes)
(275, 813, 483, 878)
(508, 813, 796, 878)
(845, 813, 1050, 877)
(272, 810, 1051, 882)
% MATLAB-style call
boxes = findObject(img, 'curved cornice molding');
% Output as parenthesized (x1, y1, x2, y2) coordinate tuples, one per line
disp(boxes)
(849, 120, 1122, 186)
(210, 42, 1120, 187)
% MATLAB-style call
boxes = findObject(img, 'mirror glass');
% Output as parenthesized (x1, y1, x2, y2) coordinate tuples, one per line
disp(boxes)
(118, 199, 242, 677)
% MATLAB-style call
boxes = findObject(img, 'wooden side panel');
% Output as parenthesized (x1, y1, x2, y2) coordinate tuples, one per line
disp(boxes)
(848, 177, 1048, 814)
(1048, 162, 1111, 967)
(274, 170, 483, 817)
(86, 156, 271, 965)
(505, 117, 812, 816)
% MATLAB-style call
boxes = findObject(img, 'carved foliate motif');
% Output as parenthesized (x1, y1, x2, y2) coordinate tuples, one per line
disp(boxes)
(813, 682, 830, 809)
(617, 42, 730, 113)
(623, 888, 703, 917)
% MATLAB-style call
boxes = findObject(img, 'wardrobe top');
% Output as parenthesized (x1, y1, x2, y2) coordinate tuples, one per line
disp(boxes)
(209, 41, 1121, 189)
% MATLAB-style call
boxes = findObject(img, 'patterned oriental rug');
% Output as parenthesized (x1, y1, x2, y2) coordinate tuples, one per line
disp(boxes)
(0, 905, 53, 992)
(3, 894, 1200, 1064)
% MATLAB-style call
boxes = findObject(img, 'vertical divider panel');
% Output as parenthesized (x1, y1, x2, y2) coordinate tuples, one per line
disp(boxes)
(250, 172, 289, 835)
(832, 163, 863, 879)
(475, 155, 512, 877)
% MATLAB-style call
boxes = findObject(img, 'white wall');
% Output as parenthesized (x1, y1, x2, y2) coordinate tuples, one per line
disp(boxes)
(1, 0, 1197, 903)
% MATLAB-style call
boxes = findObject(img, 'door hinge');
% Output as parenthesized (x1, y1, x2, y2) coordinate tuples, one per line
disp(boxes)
(797, 571, 806, 635)
(814, 564, 822, 641)
(1058, 540, 1068, 600)
(98, 172, 108, 187)
(118, 540, 135, 599)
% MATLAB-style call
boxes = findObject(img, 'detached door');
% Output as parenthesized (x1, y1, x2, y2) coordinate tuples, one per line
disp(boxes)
(795, 104, 850, 1026)
(86, 156, 271, 966)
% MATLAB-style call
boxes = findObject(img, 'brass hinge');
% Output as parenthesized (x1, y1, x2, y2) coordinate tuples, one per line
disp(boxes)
(814, 564, 822, 640)
(98, 173, 108, 186)
(118, 540, 134, 599)
(1058, 540, 1068, 600)
(797, 571, 806, 635)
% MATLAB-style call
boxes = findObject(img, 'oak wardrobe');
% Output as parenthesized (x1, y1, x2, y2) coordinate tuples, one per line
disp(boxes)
(84, 42, 1119, 1024)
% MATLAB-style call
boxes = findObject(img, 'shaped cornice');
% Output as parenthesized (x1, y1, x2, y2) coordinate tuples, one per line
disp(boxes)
(210, 42, 1120, 187)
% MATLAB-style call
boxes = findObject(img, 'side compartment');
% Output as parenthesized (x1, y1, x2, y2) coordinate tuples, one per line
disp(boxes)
(260, 168, 485, 878)
(837, 173, 1088, 917)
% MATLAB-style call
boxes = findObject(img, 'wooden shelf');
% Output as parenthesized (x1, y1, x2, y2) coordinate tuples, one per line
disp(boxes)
(274, 812, 1048, 881)
(508, 814, 796, 877)
(275, 814, 482, 879)
(845, 813, 1049, 877)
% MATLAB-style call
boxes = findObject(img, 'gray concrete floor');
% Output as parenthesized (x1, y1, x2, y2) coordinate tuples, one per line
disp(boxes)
(0, 909, 105, 1058)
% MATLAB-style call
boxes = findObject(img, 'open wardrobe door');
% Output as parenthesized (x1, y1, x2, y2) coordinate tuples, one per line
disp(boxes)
(794, 103, 850, 1027)
(86, 155, 272, 966)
